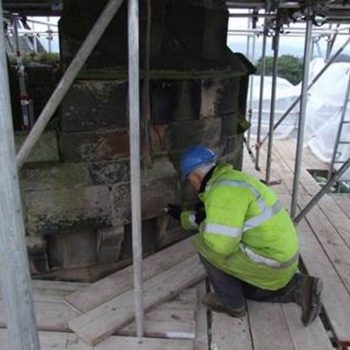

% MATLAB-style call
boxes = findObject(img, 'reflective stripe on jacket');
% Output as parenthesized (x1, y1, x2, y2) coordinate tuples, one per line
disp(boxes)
(181, 163, 299, 290)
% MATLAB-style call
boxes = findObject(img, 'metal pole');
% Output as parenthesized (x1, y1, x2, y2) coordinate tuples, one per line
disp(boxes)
(141, 0, 152, 168)
(0, 3, 40, 349)
(247, 33, 256, 146)
(293, 157, 350, 224)
(265, 23, 280, 184)
(46, 17, 52, 54)
(255, 21, 268, 171)
(259, 35, 350, 147)
(290, 13, 313, 217)
(13, 18, 30, 130)
(16, 0, 125, 169)
(329, 73, 350, 179)
(128, 0, 144, 338)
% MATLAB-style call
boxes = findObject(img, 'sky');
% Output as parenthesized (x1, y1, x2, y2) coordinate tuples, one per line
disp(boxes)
(27, 12, 350, 61)
(227, 10, 350, 61)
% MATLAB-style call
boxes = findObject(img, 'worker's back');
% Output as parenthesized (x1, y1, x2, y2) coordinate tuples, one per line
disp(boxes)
(193, 162, 299, 291)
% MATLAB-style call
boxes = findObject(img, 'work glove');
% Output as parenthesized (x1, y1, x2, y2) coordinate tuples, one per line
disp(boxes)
(194, 202, 206, 224)
(166, 204, 182, 221)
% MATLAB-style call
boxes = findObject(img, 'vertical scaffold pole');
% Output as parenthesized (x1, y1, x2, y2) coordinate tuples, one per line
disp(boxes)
(255, 19, 268, 171)
(291, 11, 313, 217)
(265, 20, 280, 184)
(128, 0, 144, 338)
(247, 32, 256, 146)
(0, 3, 40, 349)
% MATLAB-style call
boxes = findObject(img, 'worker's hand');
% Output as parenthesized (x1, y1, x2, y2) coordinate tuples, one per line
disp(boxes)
(194, 202, 206, 224)
(195, 208, 206, 224)
(165, 204, 182, 221)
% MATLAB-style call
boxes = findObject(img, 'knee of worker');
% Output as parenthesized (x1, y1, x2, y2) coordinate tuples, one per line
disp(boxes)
(223, 251, 299, 291)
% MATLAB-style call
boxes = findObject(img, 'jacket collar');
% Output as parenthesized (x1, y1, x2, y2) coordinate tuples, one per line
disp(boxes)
(199, 165, 216, 194)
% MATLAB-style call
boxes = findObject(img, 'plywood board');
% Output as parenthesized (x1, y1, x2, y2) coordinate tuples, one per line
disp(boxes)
(69, 255, 205, 346)
(66, 238, 196, 312)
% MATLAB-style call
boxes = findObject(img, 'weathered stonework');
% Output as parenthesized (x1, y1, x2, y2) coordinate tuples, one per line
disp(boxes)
(97, 226, 124, 264)
(60, 81, 128, 132)
(15, 130, 59, 163)
(23, 185, 112, 236)
(16, 0, 254, 279)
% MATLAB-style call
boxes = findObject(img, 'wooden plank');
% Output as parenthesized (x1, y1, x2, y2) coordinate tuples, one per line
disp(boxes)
(275, 141, 350, 250)
(274, 140, 321, 196)
(159, 288, 197, 311)
(211, 310, 252, 350)
(330, 194, 350, 220)
(296, 219, 350, 343)
(118, 320, 195, 339)
(282, 303, 333, 350)
(1, 288, 197, 339)
(209, 278, 252, 350)
(32, 279, 89, 292)
(243, 144, 287, 196)
(248, 301, 294, 350)
(194, 281, 209, 350)
(0, 329, 195, 350)
(298, 194, 350, 294)
(118, 306, 196, 339)
(68, 255, 205, 346)
(0, 299, 78, 332)
(66, 238, 196, 312)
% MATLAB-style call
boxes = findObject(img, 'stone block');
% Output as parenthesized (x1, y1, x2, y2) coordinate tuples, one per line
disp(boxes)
(97, 226, 124, 263)
(166, 117, 222, 169)
(156, 216, 188, 249)
(88, 160, 130, 185)
(24, 185, 112, 236)
(202, 7, 228, 61)
(111, 171, 178, 224)
(59, 129, 129, 162)
(120, 219, 158, 259)
(26, 235, 49, 274)
(47, 229, 97, 269)
(20, 162, 91, 192)
(15, 130, 59, 163)
(60, 80, 128, 132)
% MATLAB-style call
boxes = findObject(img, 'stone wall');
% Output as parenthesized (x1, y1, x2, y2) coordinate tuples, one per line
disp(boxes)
(16, 0, 254, 281)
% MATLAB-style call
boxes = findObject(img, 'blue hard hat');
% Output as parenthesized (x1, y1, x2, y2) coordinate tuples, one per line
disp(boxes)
(180, 145, 217, 179)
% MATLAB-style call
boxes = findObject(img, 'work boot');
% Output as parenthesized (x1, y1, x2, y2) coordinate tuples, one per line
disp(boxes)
(295, 275, 323, 326)
(202, 293, 246, 318)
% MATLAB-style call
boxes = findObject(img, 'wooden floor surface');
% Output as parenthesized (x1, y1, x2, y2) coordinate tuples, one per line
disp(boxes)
(230, 138, 350, 350)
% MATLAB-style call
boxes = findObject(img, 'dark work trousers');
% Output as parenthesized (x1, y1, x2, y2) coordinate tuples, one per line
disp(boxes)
(200, 255, 298, 310)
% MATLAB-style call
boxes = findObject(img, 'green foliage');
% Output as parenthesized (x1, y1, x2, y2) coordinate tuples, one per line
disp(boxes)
(255, 55, 303, 85)
(8, 52, 60, 66)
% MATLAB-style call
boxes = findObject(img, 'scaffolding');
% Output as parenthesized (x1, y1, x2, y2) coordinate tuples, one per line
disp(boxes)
(1, 1, 350, 349)
(228, 6, 350, 220)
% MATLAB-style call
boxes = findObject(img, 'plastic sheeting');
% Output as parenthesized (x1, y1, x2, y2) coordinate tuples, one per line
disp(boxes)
(248, 58, 350, 180)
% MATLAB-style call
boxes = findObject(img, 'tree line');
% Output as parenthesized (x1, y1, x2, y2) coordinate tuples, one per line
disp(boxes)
(255, 55, 304, 86)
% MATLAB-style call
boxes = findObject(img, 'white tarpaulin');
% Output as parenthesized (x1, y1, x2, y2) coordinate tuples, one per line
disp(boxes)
(249, 58, 350, 180)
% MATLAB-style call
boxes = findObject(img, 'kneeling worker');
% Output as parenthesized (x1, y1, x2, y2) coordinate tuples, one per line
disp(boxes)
(167, 145, 323, 326)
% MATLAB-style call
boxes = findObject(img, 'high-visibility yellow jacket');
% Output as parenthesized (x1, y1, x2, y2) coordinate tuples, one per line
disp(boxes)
(181, 163, 299, 290)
